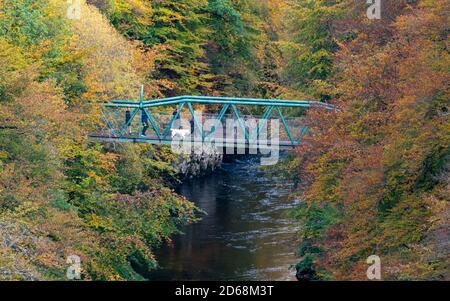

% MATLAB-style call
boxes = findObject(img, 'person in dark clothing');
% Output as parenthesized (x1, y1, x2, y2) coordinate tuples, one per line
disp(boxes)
(172, 108, 189, 131)
(190, 118, 195, 135)
(172, 108, 181, 130)
(125, 110, 131, 135)
(141, 110, 149, 136)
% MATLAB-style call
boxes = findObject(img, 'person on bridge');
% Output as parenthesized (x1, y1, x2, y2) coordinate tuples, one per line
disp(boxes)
(172, 108, 182, 129)
(141, 110, 149, 136)
(125, 110, 131, 135)
(190, 118, 195, 135)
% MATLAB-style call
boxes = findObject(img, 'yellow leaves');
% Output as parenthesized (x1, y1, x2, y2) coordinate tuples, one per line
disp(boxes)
(86, 213, 114, 231)
(72, 2, 146, 100)
(98, 152, 119, 173)
(117, 0, 153, 25)
(87, 170, 104, 185)
(0, 150, 7, 161)
(9, 201, 40, 219)
(0, 37, 33, 100)
(108, 273, 123, 281)
(0, 37, 29, 71)
(132, 43, 156, 77)
(0, 0, 199, 281)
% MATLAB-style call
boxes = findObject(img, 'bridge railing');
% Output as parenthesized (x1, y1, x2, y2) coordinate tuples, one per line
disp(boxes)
(104, 95, 334, 110)
(97, 110, 307, 143)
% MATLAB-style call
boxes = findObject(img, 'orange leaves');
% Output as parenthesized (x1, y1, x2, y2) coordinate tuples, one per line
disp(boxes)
(0, 0, 202, 280)
(293, 0, 449, 279)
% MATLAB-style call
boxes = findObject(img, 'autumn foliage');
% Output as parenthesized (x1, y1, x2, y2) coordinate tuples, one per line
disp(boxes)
(292, 0, 449, 280)
(0, 0, 198, 280)
(0, 0, 448, 281)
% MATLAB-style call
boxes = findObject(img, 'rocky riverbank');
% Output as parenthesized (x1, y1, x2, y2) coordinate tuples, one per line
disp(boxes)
(174, 145, 223, 179)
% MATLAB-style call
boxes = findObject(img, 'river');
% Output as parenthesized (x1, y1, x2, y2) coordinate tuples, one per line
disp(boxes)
(148, 156, 299, 281)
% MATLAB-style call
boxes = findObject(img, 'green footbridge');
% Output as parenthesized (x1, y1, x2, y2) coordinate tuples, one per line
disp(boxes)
(91, 87, 334, 150)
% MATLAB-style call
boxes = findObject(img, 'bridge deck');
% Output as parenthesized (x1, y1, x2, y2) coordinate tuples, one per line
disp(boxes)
(89, 134, 297, 151)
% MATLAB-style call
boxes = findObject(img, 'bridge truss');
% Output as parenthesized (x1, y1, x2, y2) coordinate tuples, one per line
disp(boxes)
(90, 87, 334, 150)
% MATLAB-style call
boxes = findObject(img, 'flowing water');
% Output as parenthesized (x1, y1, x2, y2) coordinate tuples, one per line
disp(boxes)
(149, 157, 299, 281)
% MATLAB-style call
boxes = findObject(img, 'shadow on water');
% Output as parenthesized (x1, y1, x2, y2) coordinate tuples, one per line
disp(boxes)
(148, 156, 299, 281)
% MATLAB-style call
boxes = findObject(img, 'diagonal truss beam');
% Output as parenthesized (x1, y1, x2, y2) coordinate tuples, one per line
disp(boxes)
(256, 106, 275, 138)
(162, 102, 185, 139)
(143, 109, 162, 140)
(101, 108, 118, 136)
(231, 104, 249, 144)
(187, 102, 203, 138)
(296, 126, 309, 143)
(276, 106, 295, 146)
(119, 108, 139, 136)
(205, 104, 230, 142)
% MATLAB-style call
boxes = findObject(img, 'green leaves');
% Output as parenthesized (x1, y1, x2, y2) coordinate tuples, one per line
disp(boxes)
(108, 0, 153, 39)
(0, 0, 87, 103)
(282, 0, 341, 100)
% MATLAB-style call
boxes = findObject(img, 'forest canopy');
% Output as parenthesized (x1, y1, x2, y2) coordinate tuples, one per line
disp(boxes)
(0, 0, 448, 280)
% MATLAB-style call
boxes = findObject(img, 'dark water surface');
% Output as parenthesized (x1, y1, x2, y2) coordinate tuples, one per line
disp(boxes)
(149, 157, 299, 281)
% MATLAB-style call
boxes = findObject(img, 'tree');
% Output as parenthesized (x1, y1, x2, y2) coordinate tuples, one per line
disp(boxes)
(292, 0, 449, 280)
(281, 0, 342, 101)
